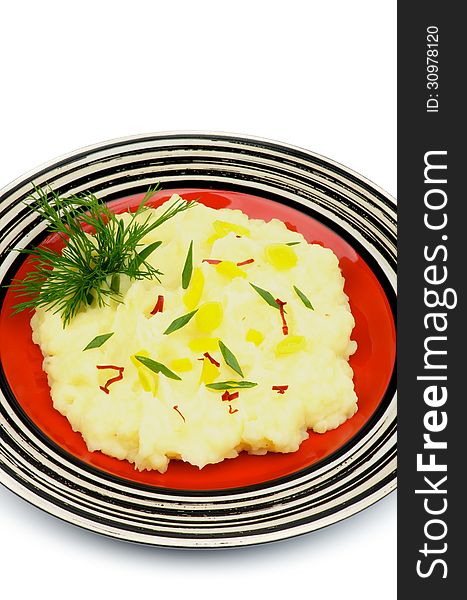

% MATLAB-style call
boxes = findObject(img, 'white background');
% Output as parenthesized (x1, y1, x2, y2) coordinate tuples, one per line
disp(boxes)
(0, 1, 396, 598)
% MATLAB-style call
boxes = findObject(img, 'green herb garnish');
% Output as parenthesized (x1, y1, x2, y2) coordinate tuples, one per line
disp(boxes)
(134, 355, 182, 381)
(163, 309, 198, 335)
(249, 283, 285, 312)
(286, 241, 301, 246)
(10, 185, 196, 326)
(110, 274, 121, 295)
(83, 332, 114, 351)
(181, 240, 193, 289)
(218, 340, 244, 377)
(132, 240, 162, 270)
(293, 285, 314, 309)
(206, 380, 257, 390)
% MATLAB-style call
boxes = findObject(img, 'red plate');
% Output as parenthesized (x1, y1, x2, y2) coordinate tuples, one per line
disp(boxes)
(0, 189, 395, 490)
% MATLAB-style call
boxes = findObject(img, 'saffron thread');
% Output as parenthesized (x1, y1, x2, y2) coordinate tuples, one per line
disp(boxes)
(272, 385, 289, 394)
(203, 352, 221, 367)
(275, 298, 289, 335)
(96, 365, 125, 394)
(173, 405, 186, 422)
(150, 294, 164, 315)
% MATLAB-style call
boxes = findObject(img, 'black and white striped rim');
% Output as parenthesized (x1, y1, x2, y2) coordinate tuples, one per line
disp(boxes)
(0, 132, 396, 548)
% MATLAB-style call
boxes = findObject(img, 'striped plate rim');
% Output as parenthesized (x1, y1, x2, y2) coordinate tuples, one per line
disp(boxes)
(0, 132, 396, 548)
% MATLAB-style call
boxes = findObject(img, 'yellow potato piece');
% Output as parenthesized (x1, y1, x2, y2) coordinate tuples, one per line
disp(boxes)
(265, 244, 298, 270)
(215, 260, 247, 280)
(130, 350, 159, 395)
(130, 349, 149, 367)
(183, 267, 204, 310)
(213, 220, 250, 237)
(188, 337, 221, 352)
(207, 220, 250, 244)
(246, 328, 264, 346)
(138, 370, 159, 395)
(195, 301, 223, 332)
(170, 358, 193, 372)
(275, 335, 306, 356)
(199, 357, 220, 384)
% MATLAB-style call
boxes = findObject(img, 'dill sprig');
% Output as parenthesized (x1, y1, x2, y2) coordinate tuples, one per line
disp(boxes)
(10, 185, 196, 326)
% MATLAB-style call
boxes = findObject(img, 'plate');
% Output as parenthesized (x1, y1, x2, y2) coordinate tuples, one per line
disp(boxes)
(0, 132, 396, 547)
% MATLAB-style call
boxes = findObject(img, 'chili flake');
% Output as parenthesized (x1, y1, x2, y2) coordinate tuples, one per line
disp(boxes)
(221, 390, 239, 402)
(150, 294, 164, 315)
(228, 405, 239, 414)
(203, 352, 221, 367)
(272, 385, 289, 394)
(236, 258, 254, 266)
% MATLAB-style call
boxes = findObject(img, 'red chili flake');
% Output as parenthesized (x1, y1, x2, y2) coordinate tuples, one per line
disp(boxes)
(236, 258, 254, 266)
(96, 365, 125, 394)
(221, 391, 239, 402)
(173, 405, 186, 422)
(275, 298, 289, 335)
(203, 352, 221, 367)
(202, 259, 222, 264)
(272, 385, 289, 394)
(228, 405, 239, 414)
(150, 294, 164, 315)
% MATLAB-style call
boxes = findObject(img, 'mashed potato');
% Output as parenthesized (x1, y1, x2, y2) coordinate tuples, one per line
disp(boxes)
(31, 195, 358, 472)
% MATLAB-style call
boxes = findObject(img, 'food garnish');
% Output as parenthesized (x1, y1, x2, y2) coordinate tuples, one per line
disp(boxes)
(236, 258, 254, 266)
(131, 351, 159, 394)
(245, 329, 264, 346)
(208, 220, 250, 244)
(293, 285, 314, 310)
(163, 309, 198, 334)
(199, 357, 220, 384)
(188, 337, 220, 352)
(96, 364, 125, 394)
(215, 261, 247, 279)
(183, 267, 204, 310)
(275, 298, 289, 335)
(272, 385, 289, 394)
(203, 352, 220, 367)
(285, 241, 301, 246)
(250, 283, 289, 334)
(221, 390, 239, 402)
(169, 358, 193, 372)
(265, 243, 297, 270)
(181, 241, 194, 289)
(228, 406, 239, 414)
(11, 185, 195, 326)
(132, 240, 163, 269)
(213, 220, 250, 238)
(173, 405, 186, 422)
(83, 332, 114, 351)
(134, 355, 182, 381)
(195, 302, 223, 332)
(249, 283, 281, 310)
(275, 335, 306, 355)
(218, 340, 244, 377)
(206, 380, 258, 390)
(150, 294, 164, 315)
